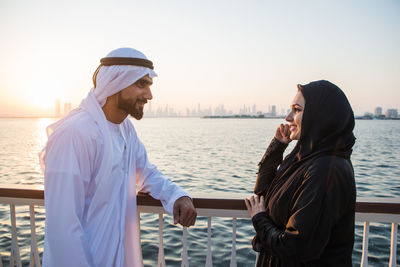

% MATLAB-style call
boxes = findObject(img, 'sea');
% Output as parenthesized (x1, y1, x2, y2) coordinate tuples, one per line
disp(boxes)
(0, 117, 399, 266)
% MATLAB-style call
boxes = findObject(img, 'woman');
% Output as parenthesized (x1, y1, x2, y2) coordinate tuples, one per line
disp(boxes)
(245, 80, 356, 266)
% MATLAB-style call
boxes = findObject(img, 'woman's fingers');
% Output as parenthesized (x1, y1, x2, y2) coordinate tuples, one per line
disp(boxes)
(275, 124, 283, 140)
(279, 124, 285, 137)
(260, 195, 265, 209)
(283, 124, 289, 136)
(250, 195, 255, 205)
(274, 123, 293, 144)
(244, 198, 251, 210)
(282, 124, 291, 137)
(245, 195, 266, 218)
(276, 123, 290, 141)
(246, 196, 259, 208)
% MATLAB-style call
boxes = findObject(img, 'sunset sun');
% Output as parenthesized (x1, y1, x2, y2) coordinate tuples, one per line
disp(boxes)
(26, 82, 63, 111)
(32, 91, 58, 109)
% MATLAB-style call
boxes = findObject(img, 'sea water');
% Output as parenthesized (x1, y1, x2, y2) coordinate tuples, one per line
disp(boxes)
(0, 117, 399, 266)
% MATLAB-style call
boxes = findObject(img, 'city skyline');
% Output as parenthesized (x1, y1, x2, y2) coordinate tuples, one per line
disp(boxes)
(2, 98, 395, 119)
(0, 95, 398, 119)
(144, 102, 283, 117)
(1, 1, 399, 117)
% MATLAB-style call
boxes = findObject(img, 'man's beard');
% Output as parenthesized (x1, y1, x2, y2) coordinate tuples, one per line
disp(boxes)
(117, 92, 147, 120)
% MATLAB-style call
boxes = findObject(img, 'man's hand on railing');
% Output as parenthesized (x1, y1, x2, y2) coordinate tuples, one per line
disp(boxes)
(173, 196, 197, 227)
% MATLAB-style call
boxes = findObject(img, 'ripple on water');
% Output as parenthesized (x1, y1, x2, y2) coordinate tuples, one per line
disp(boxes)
(375, 164, 394, 168)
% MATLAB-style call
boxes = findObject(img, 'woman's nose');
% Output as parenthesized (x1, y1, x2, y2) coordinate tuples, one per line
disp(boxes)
(285, 112, 293, 122)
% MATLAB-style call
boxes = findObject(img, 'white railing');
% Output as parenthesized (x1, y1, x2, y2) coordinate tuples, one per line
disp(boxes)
(0, 184, 399, 267)
(355, 198, 400, 267)
(137, 192, 248, 267)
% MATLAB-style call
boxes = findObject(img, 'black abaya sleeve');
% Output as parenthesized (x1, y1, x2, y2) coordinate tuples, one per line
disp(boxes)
(254, 138, 288, 196)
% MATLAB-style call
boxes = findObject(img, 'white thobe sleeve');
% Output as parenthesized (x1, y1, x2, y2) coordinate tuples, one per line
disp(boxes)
(135, 138, 190, 214)
(43, 129, 94, 267)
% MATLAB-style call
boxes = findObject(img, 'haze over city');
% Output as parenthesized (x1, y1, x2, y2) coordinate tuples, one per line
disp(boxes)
(0, 0, 399, 117)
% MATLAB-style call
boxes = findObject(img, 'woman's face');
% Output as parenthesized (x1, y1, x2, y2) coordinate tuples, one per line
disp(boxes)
(285, 91, 305, 140)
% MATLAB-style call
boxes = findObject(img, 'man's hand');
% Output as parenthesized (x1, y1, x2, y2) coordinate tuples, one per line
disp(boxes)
(173, 196, 197, 227)
(245, 195, 266, 218)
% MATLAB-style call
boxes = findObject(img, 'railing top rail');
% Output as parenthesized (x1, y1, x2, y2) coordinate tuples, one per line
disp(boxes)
(0, 184, 399, 214)
(0, 184, 44, 199)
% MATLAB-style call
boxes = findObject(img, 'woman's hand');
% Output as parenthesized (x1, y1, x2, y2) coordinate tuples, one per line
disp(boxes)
(275, 123, 291, 144)
(245, 195, 266, 218)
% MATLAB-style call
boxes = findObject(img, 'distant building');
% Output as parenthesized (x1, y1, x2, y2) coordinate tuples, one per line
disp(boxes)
(252, 104, 256, 115)
(386, 109, 398, 119)
(64, 102, 72, 116)
(145, 102, 154, 117)
(263, 105, 277, 117)
(239, 104, 249, 115)
(271, 105, 276, 117)
(55, 99, 61, 117)
(214, 104, 226, 116)
(375, 107, 382, 117)
(363, 112, 373, 119)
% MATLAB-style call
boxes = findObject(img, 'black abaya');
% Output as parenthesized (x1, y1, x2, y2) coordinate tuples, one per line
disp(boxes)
(252, 81, 356, 267)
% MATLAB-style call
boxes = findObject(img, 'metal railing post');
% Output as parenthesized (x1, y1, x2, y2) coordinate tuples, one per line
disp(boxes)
(388, 222, 398, 267)
(29, 205, 41, 267)
(360, 221, 370, 267)
(10, 204, 22, 267)
(157, 213, 166, 267)
(181, 227, 189, 267)
(229, 217, 237, 267)
(205, 217, 213, 267)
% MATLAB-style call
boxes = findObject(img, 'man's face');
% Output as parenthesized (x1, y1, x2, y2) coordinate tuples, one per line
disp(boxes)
(117, 75, 153, 120)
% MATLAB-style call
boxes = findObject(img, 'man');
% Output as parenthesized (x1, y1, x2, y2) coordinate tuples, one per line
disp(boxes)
(40, 47, 197, 267)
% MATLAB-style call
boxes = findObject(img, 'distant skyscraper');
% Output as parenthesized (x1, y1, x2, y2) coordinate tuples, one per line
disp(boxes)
(364, 112, 373, 118)
(64, 102, 72, 116)
(55, 99, 61, 117)
(271, 105, 276, 116)
(144, 101, 154, 117)
(375, 107, 382, 117)
(386, 109, 398, 119)
(214, 104, 226, 116)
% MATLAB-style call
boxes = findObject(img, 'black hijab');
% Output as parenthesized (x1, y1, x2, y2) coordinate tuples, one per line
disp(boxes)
(279, 80, 355, 174)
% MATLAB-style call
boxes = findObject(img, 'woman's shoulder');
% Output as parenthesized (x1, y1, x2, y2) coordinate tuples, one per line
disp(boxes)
(308, 155, 351, 169)
(304, 155, 354, 181)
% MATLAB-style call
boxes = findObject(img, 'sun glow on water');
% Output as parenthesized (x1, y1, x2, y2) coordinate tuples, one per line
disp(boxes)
(37, 118, 52, 144)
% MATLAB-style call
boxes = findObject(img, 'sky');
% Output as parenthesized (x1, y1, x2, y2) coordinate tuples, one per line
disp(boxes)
(0, 0, 399, 116)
